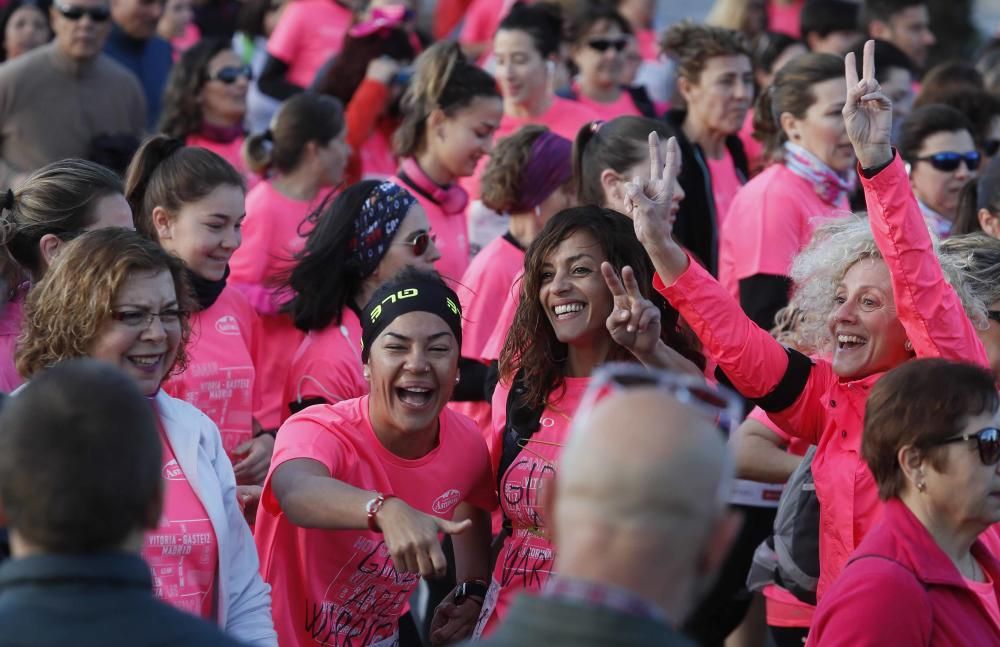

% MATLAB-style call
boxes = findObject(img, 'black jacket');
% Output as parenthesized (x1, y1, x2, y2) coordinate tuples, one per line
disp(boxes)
(663, 110, 749, 276)
(0, 552, 248, 646)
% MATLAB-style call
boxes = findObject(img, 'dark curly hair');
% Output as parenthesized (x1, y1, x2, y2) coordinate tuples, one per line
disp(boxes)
(500, 206, 703, 410)
(481, 124, 548, 213)
(158, 37, 235, 138)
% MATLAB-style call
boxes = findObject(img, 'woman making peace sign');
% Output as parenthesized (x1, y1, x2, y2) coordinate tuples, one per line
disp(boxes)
(624, 41, 990, 602)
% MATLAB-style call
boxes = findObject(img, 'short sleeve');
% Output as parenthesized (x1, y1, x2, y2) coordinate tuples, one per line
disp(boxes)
(446, 412, 498, 513)
(288, 355, 365, 406)
(727, 185, 805, 283)
(265, 3, 304, 63)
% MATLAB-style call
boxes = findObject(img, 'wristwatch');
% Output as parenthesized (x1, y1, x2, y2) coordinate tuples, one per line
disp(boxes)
(454, 579, 489, 605)
(366, 492, 395, 533)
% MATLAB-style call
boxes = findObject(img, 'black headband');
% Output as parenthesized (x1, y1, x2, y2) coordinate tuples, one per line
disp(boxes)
(361, 278, 463, 362)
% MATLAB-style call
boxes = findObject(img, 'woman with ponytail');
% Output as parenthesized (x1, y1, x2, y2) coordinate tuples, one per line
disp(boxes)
(718, 52, 852, 331)
(390, 40, 502, 283)
(159, 38, 252, 176)
(125, 136, 274, 487)
(955, 157, 1000, 238)
(0, 160, 132, 392)
(229, 92, 348, 428)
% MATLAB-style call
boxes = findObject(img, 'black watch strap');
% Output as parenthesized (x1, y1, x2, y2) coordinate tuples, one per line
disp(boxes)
(454, 580, 489, 604)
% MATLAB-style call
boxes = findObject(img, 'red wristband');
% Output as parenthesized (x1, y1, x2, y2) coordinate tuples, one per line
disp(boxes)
(366, 492, 395, 533)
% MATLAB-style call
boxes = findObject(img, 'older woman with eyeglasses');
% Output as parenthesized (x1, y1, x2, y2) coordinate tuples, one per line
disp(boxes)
(811, 358, 1000, 646)
(159, 37, 252, 175)
(281, 180, 440, 420)
(14, 227, 276, 645)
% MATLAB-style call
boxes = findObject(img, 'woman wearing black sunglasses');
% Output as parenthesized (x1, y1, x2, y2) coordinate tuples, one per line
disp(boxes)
(811, 358, 1000, 646)
(899, 104, 980, 239)
(159, 37, 251, 176)
(281, 179, 440, 419)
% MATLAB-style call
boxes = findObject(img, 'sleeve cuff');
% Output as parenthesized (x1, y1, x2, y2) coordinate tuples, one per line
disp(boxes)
(859, 148, 897, 179)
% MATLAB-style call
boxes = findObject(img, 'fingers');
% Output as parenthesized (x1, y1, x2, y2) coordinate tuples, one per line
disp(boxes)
(428, 542, 448, 579)
(663, 137, 680, 182)
(637, 303, 660, 332)
(620, 266, 642, 300)
(437, 517, 472, 535)
(601, 262, 627, 299)
(648, 130, 662, 182)
(844, 50, 859, 91)
(862, 39, 875, 83)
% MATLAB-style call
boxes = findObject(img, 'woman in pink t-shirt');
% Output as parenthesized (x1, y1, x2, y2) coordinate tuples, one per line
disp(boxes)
(390, 42, 503, 283)
(15, 228, 275, 644)
(283, 180, 440, 418)
(126, 136, 274, 489)
(256, 268, 495, 647)
(0, 160, 134, 393)
(474, 207, 704, 636)
(231, 93, 348, 428)
(566, 4, 655, 121)
(160, 39, 251, 177)
(258, 0, 353, 97)
(719, 53, 854, 330)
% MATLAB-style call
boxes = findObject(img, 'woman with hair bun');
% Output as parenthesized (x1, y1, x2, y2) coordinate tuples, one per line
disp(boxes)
(230, 92, 348, 428)
(390, 40, 502, 283)
(159, 38, 252, 176)
(126, 135, 274, 487)
(719, 52, 852, 331)
(0, 159, 132, 392)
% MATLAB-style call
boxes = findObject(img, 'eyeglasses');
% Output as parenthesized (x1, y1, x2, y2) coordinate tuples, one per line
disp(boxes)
(586, 37, 627, 53)
(985, 140, 1000, 158)
(54, 2, 111, 21)
(398, 231, 435, 256)
(110, 308, 185, 329)
(207, 64, 253, 84)
(915, 151, 981, 172)
(932, 427, 1000, 466)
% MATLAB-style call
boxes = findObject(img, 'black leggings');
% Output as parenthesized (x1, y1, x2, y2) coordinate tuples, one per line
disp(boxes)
(770, 626, 809, 647)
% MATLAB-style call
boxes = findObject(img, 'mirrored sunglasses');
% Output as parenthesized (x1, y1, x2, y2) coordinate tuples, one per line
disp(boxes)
(915, 151, 981, 172)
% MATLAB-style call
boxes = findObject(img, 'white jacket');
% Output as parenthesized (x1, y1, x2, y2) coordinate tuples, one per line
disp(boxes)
(155, 390, 277, 646)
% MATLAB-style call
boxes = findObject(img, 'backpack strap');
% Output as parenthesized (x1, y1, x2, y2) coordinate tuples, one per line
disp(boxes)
(496, 369, 546, 494)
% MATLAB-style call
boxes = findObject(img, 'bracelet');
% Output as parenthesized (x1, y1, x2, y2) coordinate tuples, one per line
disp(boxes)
(365, 492, 395, 533)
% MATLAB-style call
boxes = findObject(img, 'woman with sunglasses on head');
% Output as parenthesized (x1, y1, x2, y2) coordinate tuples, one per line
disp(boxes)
(126, 135, 274, 489)
(811, 359, 1000, 646)
(624, 40, 990, 605)
(15, 227, 276, 645)
(257, 267, 495, 647)
(660, 21, 754, 276)
(719, 52, 853, 331)
(475, 206, 704, 636)
(230, 92, 347, 429)
(563, 3, 655, 121)
(898, 104, 980, 239)
(0, 159, 133, 393)
(159, 38, 252, 176)
(283, 180, 439, 419)
(391, 41, 501, 283)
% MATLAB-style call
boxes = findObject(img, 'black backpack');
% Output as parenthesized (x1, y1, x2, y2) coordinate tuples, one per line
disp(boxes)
(746, 445, 822, 606)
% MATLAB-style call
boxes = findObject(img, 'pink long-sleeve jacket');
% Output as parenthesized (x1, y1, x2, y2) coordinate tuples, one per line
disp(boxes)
(655, 153, 989, 601)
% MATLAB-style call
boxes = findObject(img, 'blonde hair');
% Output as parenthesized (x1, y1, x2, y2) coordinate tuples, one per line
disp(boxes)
(16, 228, 195, 381)
(939, 233, 1000, 311)
(786, 215, 984, 354)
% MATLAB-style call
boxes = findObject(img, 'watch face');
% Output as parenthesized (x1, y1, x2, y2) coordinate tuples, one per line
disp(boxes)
(366, 497, 380, 514)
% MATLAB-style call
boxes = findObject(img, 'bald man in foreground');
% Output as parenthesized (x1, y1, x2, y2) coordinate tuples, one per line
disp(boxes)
(469, 389, 742, 647)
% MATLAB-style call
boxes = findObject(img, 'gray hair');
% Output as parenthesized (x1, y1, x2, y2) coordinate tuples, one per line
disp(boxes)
(787, 214, 986, 354)
(939, 233, 1000, 312)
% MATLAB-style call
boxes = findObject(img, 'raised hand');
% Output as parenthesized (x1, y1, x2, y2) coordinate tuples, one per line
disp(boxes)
(602, 262, 661, 360)
(622, 132, 682, 248)
(843, 39, 893, 169)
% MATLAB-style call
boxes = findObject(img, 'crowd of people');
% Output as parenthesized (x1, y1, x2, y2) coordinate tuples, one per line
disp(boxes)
(2, 0, 1000, 646)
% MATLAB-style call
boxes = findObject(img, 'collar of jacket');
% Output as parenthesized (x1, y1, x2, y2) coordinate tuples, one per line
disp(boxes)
(0, 552, 152, 591)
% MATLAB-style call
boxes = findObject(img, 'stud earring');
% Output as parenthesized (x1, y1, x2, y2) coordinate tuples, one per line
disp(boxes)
(916, 481, 927, 492)
(905, 340, 913, 352)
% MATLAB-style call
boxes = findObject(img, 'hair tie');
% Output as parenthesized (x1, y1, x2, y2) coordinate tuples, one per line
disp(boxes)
(2, 189, 14, 212)
(590, 120, 605, 134)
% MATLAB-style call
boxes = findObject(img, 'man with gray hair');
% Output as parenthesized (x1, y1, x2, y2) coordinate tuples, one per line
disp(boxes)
(471, 387, 741, 647)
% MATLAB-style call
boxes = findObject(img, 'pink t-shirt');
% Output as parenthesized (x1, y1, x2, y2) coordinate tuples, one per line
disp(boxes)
(284, 306, 366, 416)
(162, 286, 261, 458)
(768, 0, 804, 38)
(705, 147, 744, 236)
(458, 0, 516, 62)
(0, 296, 24, 393)
(738, 110, 764, 176)
(255, 397, 496, 647)
(266, 0, 353, 88)
(360, 129, 396, 181)
(186, 133, 248, 179)
(572, 86, 643, 122)
(967, 570, 1000, 632)
(143, 423, 219, 619)
(480, 278, 521, 363)
(389, 174, 470, 284)
(718, 162, 848, 299)
(477, 375, 591, 635)
(458, 234, 524, 360)
(636, 29, 658, 61)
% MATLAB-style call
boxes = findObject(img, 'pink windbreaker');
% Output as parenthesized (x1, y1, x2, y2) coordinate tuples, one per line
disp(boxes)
(655, 153, 989, 601)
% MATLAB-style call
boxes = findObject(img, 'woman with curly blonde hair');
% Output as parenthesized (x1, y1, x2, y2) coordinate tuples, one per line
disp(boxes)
(16, 227, 277, 645)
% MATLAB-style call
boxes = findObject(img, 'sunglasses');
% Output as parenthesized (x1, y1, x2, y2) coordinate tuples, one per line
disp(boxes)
(915, 151, 981, 172)
(54, 2, 111, 21)
(207, 65, 253, 84)
(587, 37, 627, 53)
(986, 140, 1000, 158)
(399, 231, 435, 256)
(932, 426, 1000, 466)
